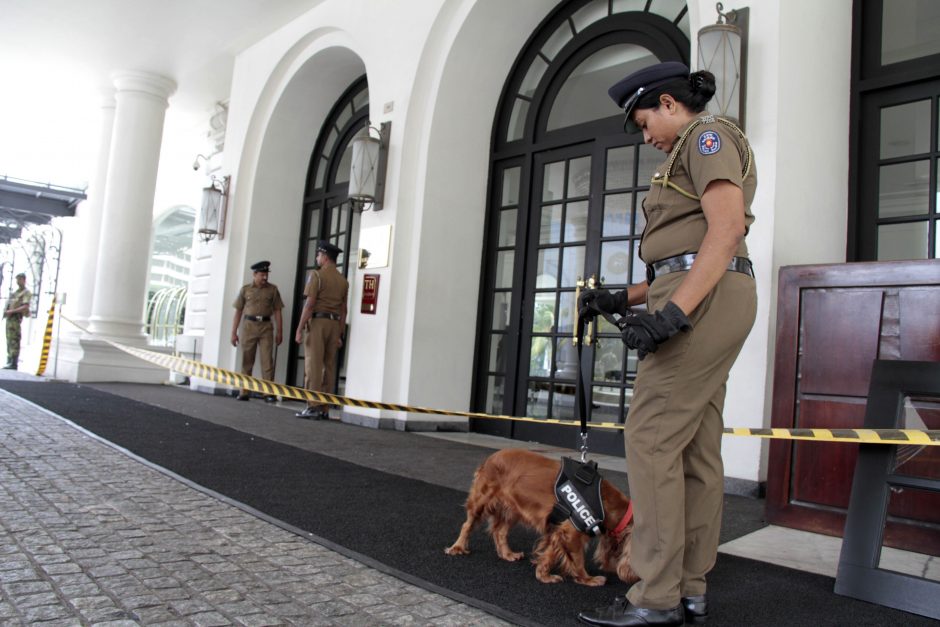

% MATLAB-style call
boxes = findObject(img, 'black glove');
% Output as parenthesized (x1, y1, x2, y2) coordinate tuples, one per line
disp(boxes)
(578, 289, 628, 319)
(619, 301, 692, 360)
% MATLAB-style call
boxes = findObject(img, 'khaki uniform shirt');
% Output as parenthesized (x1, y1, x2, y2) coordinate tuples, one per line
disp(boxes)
(640, 115, 756, 264)
(304, 266, 348, 315)
(233, 283, 284, 317)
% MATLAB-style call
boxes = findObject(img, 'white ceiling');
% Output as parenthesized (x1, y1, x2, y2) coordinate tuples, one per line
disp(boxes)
(1, 0, 325, 114)
(0, 0, 326, 187)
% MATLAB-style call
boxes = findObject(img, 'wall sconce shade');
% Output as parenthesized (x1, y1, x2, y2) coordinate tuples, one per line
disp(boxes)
(698, 3, 748, 129)
(348, 121, 390, 212)
(198, 175, 229, 243)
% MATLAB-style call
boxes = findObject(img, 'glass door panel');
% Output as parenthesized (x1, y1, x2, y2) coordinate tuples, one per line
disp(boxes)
(857, 80, 938, 261)
(522, 148, 595, 421)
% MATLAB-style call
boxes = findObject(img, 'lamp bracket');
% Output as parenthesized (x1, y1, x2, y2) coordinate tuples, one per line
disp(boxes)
(210, 174, 227, 196)
(715, 2, 738, 25)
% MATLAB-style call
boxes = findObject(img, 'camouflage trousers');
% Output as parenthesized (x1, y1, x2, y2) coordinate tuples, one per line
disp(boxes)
(6, 317, 22, 365)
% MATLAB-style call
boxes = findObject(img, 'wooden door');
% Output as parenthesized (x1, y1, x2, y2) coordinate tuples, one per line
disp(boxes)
(767, 259, 940, 554)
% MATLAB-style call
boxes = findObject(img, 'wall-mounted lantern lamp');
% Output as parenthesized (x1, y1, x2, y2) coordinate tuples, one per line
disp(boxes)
(198, 175, 229, 243)
(348, 121, 390, 212)
(698, 2, 748, 129)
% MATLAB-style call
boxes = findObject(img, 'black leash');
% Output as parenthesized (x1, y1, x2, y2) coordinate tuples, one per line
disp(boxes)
(574, 313, 591, 462)
(574, 304, 622, 461)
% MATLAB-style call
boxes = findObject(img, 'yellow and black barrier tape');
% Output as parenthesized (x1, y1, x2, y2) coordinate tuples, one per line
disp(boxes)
(57, 313, 939, 446)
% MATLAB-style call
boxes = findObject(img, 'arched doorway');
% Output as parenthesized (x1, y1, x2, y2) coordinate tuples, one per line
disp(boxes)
(287, 76, 368, 388)
(472, 0, 690, 454)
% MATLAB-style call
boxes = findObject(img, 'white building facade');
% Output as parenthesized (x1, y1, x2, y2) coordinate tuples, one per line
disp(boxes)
(48, 0, 939, 494)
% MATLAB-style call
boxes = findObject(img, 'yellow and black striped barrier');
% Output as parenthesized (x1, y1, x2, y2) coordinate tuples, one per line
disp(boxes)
(35, 296, 56, 377)
(55, 313, 939, 447)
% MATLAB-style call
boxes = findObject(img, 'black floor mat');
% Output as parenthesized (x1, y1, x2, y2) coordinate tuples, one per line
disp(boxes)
(1, 380, 933, 627)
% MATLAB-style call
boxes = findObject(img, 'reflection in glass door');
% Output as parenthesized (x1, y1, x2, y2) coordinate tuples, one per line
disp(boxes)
(522, 149, 592, 422)
(518, 141, 657, 427)
(477, 137, 660, 452)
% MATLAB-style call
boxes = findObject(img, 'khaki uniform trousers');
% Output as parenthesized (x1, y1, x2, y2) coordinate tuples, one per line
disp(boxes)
(303, 317, 343, 409)
(625, 271, 756, 610)
(240, 320, 275, 394)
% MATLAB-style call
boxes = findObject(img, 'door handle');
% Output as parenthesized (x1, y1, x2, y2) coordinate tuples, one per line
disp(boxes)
(574, 274, 597, 346)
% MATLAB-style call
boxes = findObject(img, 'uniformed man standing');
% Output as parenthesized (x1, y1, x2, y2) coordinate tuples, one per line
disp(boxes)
(294, 241, 348, 420)
(231, 260, 284, 401)
(4, 272, 32, 370)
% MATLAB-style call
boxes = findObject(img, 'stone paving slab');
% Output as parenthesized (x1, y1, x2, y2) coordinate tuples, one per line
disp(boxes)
(0, 390, 513, 627)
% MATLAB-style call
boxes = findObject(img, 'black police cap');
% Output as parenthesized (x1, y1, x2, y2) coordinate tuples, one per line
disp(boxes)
(316, 240, 343, 260)
(608, 61, 690, 133)
(250, 260, 271, 273)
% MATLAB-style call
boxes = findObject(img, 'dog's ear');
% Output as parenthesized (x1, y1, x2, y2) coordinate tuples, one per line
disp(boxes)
(615, 533, 639, 584)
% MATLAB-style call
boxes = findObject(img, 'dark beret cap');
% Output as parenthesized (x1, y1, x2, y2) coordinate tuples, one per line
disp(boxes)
(250, 260, 271, 272)
(317, 240, 343, 259)
(608, 61, 690, 131)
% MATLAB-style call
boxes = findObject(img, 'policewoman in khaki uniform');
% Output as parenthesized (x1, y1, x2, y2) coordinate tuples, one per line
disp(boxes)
(578, 63, 757, 627)
(294, 241, 349, 420)
(4, 272, 32, 370)
(231, 260, 284, 401)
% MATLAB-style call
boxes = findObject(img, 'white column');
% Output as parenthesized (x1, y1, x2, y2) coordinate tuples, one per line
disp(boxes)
(87, 71, 176, 341)
(68, 91, 116, 328)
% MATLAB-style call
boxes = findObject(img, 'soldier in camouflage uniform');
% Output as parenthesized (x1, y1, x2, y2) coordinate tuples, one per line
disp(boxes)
(4, 273, 32, 370)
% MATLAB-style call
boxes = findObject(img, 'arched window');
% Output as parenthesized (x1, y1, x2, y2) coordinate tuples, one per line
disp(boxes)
(473, 0, 689, 454)
(287, 76, 368, 387)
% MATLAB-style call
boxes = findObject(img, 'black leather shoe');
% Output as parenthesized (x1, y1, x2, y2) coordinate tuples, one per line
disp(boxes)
(681, 595, 707, 624)
(578, 598, 684, 626)
(264, 395, 278, 403)
(236, 393, 250, 401)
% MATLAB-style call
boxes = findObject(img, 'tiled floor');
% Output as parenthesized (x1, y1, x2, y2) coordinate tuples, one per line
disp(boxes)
(719, 524, 940, 581)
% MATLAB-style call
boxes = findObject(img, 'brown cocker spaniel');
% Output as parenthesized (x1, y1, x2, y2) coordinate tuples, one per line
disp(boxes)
(445, 448, 638, 586)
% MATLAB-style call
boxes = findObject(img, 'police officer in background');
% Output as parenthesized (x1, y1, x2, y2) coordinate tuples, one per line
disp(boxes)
(294, 241, 348, 420)
(231, 260, 284, 401)
(577, 62, 757, 627)
(4, 272, 32, 370)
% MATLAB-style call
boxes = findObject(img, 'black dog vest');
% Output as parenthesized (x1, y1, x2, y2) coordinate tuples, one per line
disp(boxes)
(549, 457, 605, 536)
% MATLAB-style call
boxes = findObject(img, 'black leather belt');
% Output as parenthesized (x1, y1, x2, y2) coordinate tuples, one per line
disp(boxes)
(244, 315, 271, 322)
(647, 253, 754, 284)
(312, 312, 340, 321)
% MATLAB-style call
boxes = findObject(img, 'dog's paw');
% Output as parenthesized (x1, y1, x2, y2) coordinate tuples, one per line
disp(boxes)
(444, 545, 469, 556)
(577, 575, 607, 587)
(498, 550, 524, 562)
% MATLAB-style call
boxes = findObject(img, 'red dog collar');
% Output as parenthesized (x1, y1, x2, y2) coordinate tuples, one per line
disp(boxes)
(609, 501, 633, 538)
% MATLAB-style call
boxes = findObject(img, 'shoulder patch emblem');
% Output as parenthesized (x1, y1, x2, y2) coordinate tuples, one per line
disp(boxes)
(698, 130, 721, 155)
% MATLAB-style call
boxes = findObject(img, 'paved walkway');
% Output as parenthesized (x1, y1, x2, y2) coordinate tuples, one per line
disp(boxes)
(0, 388, 510, 626)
